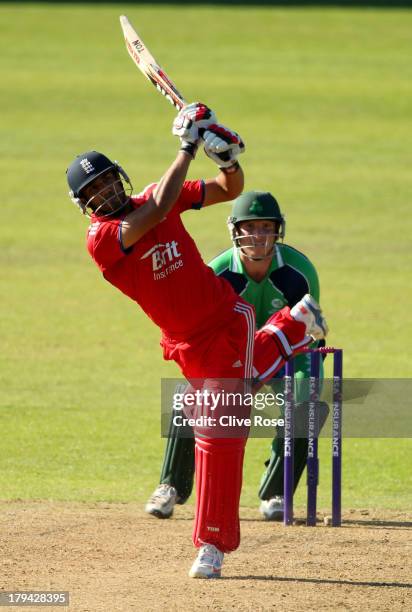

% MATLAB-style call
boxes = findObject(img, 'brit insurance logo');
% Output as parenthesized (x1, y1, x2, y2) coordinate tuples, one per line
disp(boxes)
(140, 241, 183, 280)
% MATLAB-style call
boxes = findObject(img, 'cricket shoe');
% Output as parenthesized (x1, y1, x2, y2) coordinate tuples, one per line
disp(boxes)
(189, 544, 224, 579)
(290, 294, 328, 341)
(259, 496, 284, 521)
(145, 484, 178, 519)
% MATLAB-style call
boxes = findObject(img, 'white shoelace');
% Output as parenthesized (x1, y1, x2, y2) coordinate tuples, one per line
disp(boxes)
(198, 545, 219, 566)
(150, 485, 172, 503)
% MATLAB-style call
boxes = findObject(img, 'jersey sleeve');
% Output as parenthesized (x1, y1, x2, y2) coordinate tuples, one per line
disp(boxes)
(208, 248, 232, 274)
(277, 244, 321, 305)
(176, 180, 205, 212)
(87, 219, 128, 273)
(303, 258, 320, 301)
(208, 248, 248, 295)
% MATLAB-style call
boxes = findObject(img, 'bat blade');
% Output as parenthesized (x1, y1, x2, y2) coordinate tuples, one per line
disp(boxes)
(119, 15, 231, 162)
(120, 15, 185, 110)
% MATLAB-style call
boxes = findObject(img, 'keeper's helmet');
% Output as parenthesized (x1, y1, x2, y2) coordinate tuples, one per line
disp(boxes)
(66, 151, 132, 217)
(227, 191, 285, 259)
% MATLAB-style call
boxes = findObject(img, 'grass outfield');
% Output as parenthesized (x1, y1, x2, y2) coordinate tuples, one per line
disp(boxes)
(1, 3, 411, 510)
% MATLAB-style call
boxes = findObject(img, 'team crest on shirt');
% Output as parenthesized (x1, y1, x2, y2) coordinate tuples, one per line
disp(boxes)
(270, 298, 285, 312)
(140, 241, 183, 279)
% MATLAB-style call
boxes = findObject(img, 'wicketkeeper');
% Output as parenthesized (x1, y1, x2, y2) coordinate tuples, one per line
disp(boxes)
(67, 103, 328, 579)
(146, 191, 330, 522)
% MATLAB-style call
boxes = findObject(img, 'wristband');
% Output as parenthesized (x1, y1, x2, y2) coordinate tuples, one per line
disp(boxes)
(219, 161, 240, 174)
(180, 141, 198, 159)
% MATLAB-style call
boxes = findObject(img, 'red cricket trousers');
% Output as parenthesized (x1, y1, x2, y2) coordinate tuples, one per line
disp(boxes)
(163, 300, 310, 552)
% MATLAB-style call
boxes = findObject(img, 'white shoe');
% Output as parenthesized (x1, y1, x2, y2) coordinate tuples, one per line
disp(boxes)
(145, 484, 178, 519)
(290, 294, 328, 340)
(189, 544, 224, 579)
(259, 496, 284, 521)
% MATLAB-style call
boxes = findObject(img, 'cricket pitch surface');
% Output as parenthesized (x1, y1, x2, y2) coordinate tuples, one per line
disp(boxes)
(1, 502, 411, 611)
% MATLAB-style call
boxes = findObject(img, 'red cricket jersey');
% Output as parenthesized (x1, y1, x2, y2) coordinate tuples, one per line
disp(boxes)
(87, 180, 239, 344)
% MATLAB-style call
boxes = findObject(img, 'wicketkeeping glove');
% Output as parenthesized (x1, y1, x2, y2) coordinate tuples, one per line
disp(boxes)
(203, 124, 245, 169)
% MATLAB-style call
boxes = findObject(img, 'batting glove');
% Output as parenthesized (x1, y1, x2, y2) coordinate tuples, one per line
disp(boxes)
(203, 124, 245, 169)
(173, 103, 217, 158)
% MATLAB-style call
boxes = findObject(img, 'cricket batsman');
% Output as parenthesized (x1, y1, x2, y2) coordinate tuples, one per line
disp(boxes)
(67, 103, 328, 578)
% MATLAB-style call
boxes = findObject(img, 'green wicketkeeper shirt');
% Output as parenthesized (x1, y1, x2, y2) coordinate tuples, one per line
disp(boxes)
(208, 243, 320, 329)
